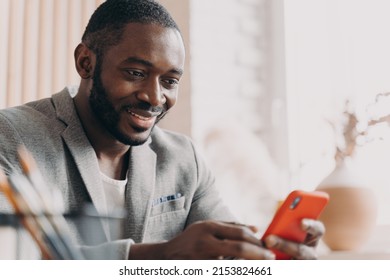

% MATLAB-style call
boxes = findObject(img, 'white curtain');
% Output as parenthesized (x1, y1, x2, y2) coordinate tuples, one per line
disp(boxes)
(0, 0, 104, 109)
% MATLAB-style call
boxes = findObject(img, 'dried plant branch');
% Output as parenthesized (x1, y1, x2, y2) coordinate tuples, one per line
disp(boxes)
(333, 93, 390, 164)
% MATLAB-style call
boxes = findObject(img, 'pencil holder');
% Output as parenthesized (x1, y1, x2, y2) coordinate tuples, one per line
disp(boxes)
(0, 206, 126, 260)
(0, 214, 40, 259)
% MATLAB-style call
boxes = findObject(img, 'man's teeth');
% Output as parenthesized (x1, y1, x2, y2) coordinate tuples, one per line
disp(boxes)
(128, 110, 150, 121)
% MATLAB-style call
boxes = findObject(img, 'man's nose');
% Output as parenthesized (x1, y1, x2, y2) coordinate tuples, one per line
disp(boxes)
(137, 78, 165, 107)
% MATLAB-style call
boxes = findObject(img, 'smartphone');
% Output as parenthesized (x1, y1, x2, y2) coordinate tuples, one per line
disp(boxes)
(261, 190, 329, 260)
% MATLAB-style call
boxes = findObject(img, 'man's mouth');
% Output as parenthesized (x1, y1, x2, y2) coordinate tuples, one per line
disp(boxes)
(125, 108, 158, 130)
(128, 110, 152, 121)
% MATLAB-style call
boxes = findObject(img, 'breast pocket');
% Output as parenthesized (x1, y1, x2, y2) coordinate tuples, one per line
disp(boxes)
(150, 196, 185, 217)
(143, 196, 187, 243)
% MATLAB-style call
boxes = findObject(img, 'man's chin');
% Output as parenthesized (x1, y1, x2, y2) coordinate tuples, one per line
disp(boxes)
(113, 128, 153, 146)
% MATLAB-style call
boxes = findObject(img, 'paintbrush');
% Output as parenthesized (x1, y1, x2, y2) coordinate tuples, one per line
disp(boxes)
(7, 174, 72, 259)
(0, 168, 53, 259)
(17, 147, 84, 259)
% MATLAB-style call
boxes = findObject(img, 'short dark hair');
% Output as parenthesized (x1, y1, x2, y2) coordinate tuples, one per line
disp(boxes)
(82, 0, 179, 58)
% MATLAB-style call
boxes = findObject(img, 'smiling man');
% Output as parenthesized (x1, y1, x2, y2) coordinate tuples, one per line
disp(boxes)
(0, 0, 324, 259)
(74, 20, 185, 180)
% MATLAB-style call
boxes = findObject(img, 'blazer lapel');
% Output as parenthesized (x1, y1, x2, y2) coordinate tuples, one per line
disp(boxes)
(124, 139, 156, 243)
(52, 89, 109, 237)
(52, 88, 157, 242)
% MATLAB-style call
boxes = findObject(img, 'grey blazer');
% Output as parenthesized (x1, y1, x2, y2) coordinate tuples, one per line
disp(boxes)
(0, 87, 234, 259)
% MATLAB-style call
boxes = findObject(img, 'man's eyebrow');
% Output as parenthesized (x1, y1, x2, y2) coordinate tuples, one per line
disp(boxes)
(123, 56, 184, 76)
(123, 57, 153, 67)
(170, 68, 184, 76)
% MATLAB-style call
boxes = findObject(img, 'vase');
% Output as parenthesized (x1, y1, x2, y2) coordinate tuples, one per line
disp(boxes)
(316, 159, 377, 251)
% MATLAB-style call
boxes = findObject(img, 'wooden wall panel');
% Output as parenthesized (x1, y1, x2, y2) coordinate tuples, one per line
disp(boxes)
(0, 0, 101, 108)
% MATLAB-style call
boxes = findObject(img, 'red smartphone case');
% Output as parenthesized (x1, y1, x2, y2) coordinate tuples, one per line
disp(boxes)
(261, 190, 329, 260)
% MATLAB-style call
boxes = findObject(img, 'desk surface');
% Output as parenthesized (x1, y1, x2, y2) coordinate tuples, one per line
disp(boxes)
(319, 224, 390, 260)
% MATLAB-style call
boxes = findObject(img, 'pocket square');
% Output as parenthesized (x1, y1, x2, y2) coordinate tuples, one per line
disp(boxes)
(152, 193, 182, 206)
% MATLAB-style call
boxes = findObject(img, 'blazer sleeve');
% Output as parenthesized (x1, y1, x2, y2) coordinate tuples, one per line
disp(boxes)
(0, 112, 26, 212)
(79, 239, 133, 260)
(0, 112, 25, 175)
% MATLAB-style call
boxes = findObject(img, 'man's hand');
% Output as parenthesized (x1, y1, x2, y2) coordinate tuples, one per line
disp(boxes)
(263, 218, 325, 259)
(161, 220, 276, 259)
(129, 220, 275, 260)
(129, 219, 324, 260)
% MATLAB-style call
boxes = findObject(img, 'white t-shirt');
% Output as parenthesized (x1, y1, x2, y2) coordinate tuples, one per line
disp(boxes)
(97, 171, 127, 241)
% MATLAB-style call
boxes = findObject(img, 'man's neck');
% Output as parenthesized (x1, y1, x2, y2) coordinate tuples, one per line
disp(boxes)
(98, 151, 130, 180)
(73, 88, 130, 180)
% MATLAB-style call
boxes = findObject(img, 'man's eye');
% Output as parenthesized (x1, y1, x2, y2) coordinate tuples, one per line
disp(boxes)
(163, 79, 179, 88)
(127, 70, 144, 78)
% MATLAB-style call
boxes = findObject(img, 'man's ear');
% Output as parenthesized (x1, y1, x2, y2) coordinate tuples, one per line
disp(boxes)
(74, 43, 95, 79)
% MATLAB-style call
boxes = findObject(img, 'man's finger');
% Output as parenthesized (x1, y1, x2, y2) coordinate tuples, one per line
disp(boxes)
(301, 219, 325, 246)
(301, 219, 325, 237)
(209, 239, 275, 260)
(208, 221, 263, 247)
(224, 221, 259, 234)
(264, 235, 318, 260)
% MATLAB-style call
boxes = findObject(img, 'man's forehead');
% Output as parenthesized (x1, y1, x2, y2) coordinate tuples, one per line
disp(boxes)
(102, 23, 185, 72)
(120, 22, 182, 43)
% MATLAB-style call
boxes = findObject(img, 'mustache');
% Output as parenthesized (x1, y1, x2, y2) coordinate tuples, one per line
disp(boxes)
(122, 102, 164, 114)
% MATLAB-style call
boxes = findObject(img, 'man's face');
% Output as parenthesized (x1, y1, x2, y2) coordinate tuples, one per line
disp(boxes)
(89, 23, 185, 146)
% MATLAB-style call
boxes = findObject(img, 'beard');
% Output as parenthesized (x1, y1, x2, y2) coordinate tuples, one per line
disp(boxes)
(88, 61, 167, 146)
